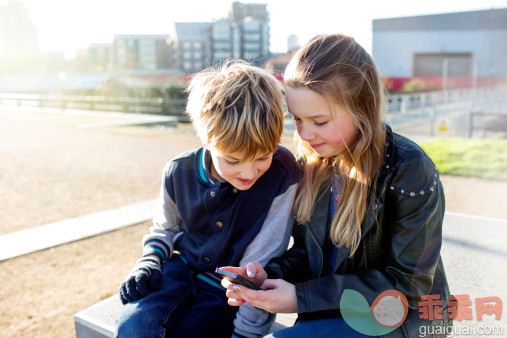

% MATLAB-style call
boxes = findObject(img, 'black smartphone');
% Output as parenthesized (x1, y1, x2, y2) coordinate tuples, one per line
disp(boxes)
(215, 268, 262, 290)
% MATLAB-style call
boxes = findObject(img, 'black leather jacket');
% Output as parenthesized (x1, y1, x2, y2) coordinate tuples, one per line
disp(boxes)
(265, 126, 452, 337)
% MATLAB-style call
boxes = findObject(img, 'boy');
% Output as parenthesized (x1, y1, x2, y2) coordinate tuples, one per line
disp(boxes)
(115, 61, 298, 338)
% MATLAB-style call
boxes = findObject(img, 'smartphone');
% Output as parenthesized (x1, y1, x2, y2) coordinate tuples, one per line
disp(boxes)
(215, 268, 262, 290)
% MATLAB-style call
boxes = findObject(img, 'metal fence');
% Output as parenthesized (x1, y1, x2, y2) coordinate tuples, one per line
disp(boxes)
(2, 87, 506, 138)
(386, 86, 507, 139)
(0, 93, 187, 118)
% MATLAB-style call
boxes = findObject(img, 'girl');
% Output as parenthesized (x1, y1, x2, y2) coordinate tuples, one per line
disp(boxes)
(221, 34, 452, 337)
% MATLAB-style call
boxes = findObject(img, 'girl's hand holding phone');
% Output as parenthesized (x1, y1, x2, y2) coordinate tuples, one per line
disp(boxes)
(219, 262, 267, 305)
(220, 262, 298, 313)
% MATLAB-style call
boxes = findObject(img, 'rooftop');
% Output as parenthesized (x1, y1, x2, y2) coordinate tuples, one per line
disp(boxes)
(373, 7, 507, 31)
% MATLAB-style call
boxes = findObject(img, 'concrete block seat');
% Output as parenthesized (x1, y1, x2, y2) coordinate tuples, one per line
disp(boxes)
(74, 295, 297, 337)
(75, 213, 507, 336)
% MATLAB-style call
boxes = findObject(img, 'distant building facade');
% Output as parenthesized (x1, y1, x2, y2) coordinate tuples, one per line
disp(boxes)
(372, 8, 507, 89)
(172, 22, 212, 73)
(0, 0, 38, 60)
(0, 0, 40, 72)
(113, 35, 173, 71)
(227, 2, 270, 65)
(228, 2, 269, 22)
(172, 1, 270, 72)
(287, 34, 300, 52)
(88, 43, 113, 72)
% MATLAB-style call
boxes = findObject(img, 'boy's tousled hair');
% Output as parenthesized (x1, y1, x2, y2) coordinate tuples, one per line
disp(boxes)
(285, 34, 387, 256)
(186, 60, 284, 159)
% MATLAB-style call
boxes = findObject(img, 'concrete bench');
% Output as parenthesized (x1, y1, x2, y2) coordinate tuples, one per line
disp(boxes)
(74, 295, 297, 337)
(75, 213, 507, 336)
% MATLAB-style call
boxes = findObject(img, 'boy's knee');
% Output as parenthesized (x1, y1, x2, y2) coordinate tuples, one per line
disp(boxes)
(115, 305, 164, 338)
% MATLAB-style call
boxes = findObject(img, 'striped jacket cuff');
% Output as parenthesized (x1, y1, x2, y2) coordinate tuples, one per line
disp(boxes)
(142, 246, 166, 261)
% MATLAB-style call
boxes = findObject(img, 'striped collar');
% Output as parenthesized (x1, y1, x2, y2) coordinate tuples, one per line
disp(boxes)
(198, 147, 219, 185)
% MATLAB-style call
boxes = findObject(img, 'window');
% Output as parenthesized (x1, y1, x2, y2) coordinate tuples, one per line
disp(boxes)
(216, 50, 231, 58)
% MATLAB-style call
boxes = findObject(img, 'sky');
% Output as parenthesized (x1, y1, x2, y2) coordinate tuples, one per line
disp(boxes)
(4, 0, 507, 58)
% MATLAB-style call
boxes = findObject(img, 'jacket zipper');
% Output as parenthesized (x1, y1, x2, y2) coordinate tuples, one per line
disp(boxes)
(307, 226, 323, 277)
(365, 181, 388, 270)
(363, 241, 368, 270)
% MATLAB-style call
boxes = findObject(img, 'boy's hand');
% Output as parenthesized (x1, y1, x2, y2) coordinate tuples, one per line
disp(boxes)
(220, 262, 267, 306)
(119, 255, 163, 304)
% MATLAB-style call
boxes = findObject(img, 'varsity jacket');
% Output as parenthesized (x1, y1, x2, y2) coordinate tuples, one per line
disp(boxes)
(143, 145, 299, 337)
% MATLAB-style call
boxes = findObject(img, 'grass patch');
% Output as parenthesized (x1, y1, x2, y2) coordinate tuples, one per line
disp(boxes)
(419, 138, 507, 180)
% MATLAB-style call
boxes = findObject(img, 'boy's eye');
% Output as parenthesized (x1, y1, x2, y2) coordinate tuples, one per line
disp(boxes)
(257, 156, 269, 162)
(225, 160, 239, 165)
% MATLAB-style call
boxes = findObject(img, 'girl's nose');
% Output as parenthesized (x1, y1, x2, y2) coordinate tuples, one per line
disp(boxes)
(298, 123, 315, 142)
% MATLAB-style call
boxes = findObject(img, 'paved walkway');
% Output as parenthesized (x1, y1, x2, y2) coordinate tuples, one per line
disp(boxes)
(0, 105, 179, 128)
(441, 212, 507, 334)
(0, 199, 158, 261)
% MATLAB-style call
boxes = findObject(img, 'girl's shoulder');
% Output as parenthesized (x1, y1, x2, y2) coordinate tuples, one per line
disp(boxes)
(387, 132, 440, 198)
(391, 132, 430, 164)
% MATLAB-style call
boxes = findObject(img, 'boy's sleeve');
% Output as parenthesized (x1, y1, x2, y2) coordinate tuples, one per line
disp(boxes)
(141, 161, 182, 261)
(232, 182, 297, 338)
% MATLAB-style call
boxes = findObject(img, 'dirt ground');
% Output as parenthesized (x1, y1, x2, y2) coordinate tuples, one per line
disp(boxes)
(0, 108, 506, 337)
(0, 108, 202, 234)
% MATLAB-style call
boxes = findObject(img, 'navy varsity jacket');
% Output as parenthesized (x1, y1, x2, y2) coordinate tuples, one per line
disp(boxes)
(142, 145, 299, 337)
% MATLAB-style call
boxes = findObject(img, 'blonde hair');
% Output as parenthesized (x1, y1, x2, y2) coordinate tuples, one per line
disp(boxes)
(186, 60, 284, 159)
(285, 34, 386, 256)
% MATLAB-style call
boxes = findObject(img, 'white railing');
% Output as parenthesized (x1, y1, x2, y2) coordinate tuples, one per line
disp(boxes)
(387, 86, 507, 114)
(386, 86, 507, 138)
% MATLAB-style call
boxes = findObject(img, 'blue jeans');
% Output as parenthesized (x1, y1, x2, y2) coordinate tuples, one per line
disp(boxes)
(115, 255, 237, 338)
(265, 318, 375, 338)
